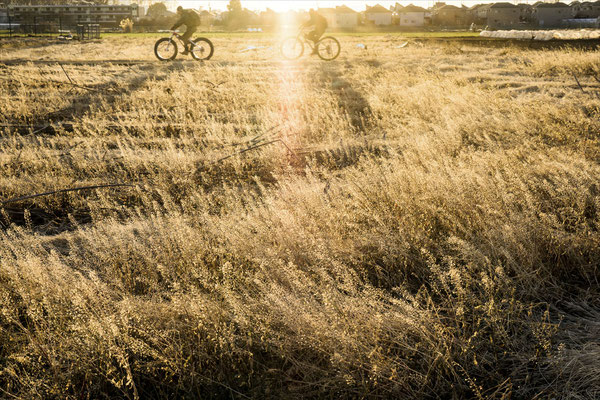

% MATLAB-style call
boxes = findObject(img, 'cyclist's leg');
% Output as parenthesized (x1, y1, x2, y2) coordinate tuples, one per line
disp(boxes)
(314, 28, 325, 43)
(180, 25, 197, 53)
(306, 30, 318, 44)
(307, 30, 319, 54)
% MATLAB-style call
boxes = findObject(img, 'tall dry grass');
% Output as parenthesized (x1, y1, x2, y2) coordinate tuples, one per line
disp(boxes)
(0, 36, 599, 398)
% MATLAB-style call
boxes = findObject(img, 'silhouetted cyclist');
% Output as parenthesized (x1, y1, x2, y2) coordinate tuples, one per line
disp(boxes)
(301, 9, 328, 55)
(171, 6, 200, 55)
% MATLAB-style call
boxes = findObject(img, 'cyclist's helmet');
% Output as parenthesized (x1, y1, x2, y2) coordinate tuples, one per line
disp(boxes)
(177, 6, 183, 12)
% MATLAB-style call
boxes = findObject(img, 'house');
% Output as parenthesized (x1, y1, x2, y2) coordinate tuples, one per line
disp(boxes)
(570, 1, 581, 15)
(572, 1, 600, 17)
(433, 4, 467, 26)
(365, 4, 393, 26)
(0, 4, 7, 24)
(517, 3, 534, 24)
(109, 0, 177, 12)
(533, 2, 571, 28)
(487, 2, 520, 29)
(432, 2, 447, 12)
(398, 4, 427, 27)
(467, 4, 491, 25)
(6, 4, 140, 27)
(333, 5, 359, 28)
(318, 6, 358, 28)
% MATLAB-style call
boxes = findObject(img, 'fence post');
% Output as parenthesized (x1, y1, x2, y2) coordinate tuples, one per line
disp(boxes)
(7, 12, 11, 38)
(34, 15, 37, 35)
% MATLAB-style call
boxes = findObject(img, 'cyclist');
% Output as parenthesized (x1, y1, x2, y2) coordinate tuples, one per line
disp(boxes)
(170, 6, 200, 55)
(301, 9, 328, 54)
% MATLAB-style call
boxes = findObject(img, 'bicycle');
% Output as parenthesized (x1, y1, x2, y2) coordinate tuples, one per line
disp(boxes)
(280, 29, 341, 61)
(154, 31, 214, 61)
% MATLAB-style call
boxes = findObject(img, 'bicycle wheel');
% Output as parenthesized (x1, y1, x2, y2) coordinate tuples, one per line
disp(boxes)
(317, 37, 341, 61)
(191, 38, 214, 61)
(154, 37, 178, 61)
(280, 37, 304, 60)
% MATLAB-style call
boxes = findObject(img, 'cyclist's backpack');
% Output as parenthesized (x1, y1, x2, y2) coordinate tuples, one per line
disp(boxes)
(186, 10, 201, 26)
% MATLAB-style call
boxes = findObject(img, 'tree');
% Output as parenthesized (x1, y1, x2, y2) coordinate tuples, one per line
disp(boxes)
(119, 17, 134, 33)
(225, 0, 247, 29)
(147, 2, 168, 18)
(227, 0, 242, 14)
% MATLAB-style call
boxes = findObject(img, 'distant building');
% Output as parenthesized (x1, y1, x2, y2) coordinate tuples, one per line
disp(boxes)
(0, 4, 7, 24)
(571, 1, 600, 17)
(6, 4, 141, 27)
(108, 0, 178, 12)
(467, 4, 491, 25)
(487, 2, 520, 29)
(392, 2, 405, 13)
(333, 5, 359, 28)
(365, 4, 393, 25)
(398, 4, 427, 26)
(433, 4, 467, 26)
(533, 2, 571, 27)
(432, 2, 447, 12)
(318, 6, 358, 28)
(517, 3, 534, 24)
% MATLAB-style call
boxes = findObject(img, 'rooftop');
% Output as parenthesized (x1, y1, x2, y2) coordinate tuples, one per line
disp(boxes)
(438, 5, 461, 10)
(335, 5, 358, 14)
(469, 4, 492, 10)
(534, 2, 570, 8)
(490, 2, 518, 8)
(366, 4, 392, 13)
(401, 4, 427, 12)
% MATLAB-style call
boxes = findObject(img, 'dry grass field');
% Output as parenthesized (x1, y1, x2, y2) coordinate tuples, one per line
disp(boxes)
(1, 34, 600, 399)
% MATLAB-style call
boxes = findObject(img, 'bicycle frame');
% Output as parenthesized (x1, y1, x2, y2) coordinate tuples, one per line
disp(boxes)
(297, 29, 322, 50)
(168, 32, 195, 50)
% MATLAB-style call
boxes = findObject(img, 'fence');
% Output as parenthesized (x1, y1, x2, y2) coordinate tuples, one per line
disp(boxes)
(76, 24, 100, 40)
(0, 16, 103, 39)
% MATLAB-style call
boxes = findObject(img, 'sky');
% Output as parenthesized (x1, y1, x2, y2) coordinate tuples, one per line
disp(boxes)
(176, 0, 540, 12)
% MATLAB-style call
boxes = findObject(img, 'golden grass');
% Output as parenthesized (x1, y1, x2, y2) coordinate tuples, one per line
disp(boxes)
(1, 36, 599, 399)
